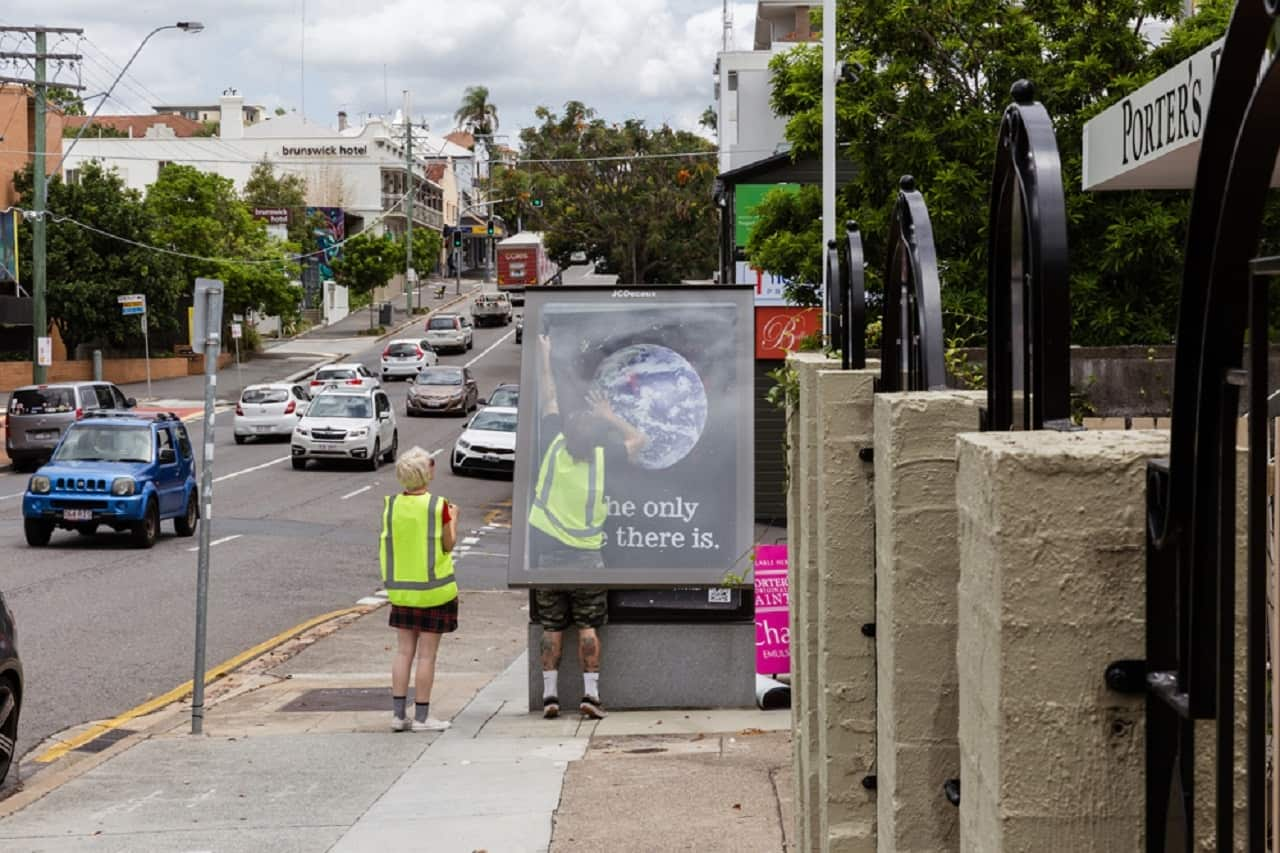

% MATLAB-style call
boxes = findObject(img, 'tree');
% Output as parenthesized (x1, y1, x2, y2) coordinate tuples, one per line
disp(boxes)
(331, 231, 400, 328)
(13, 162, 183, 355)
(46, 86, 85, 116)
(493, 101, 719, 284)
(61, 122, 128, 139)
(145, 165, 300, 326)
(752, 0, 1231, 346)
(699, 105, 717, 132)
(455, 85, 499, 137)
(243, 157, 317, 248)
(403, 227, 443, 276)
(744, 185, 821, 305)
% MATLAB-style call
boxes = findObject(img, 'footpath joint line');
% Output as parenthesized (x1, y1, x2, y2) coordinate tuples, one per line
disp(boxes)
(33, 605, 366, 764)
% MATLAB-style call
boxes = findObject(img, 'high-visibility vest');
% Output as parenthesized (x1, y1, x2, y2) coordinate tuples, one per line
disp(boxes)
(379, 492, 458, 608)
(528, 433, 606, 550)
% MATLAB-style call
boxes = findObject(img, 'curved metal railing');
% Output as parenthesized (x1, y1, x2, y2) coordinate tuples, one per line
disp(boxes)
(826, 221, 867, 370)
(878, 176, 945, 392)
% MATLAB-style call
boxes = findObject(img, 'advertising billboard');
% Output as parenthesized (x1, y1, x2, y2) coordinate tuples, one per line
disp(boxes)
(0, 210, 18, 285)
(509, 286, 755, 587)
(734, 183, 800, 305)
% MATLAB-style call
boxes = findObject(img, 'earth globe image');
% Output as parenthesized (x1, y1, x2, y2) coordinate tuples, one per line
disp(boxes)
(592, 343, 708, 470)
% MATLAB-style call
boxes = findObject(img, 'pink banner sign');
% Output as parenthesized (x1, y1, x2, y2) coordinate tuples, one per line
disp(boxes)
(754, 544, 790, 674)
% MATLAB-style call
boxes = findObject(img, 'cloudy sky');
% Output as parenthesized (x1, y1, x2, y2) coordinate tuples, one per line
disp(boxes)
(1, 1, 757, 141)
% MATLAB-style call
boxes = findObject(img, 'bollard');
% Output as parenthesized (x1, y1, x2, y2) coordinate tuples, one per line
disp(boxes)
(91, 349, 103, 381)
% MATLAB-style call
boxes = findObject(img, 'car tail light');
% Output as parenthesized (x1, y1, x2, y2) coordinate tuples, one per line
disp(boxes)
(382, 347, 390, 359)
(346, 379, 361, 385)
(414, 347, 424, 358)
(75, 407, 83, 420)
(284, 400, 296, 414)
(235, 403, 244, 416)
(310, 379, 323, 387)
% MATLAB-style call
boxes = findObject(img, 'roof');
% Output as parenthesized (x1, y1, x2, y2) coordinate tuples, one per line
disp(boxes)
(63, 114, 206, 138)
(425, 164, 446, 182)
(497, 232, 545, 246)
(244, 113, 340, 139)
(716, 150, 858, 186)
(445, 130, 475, 150)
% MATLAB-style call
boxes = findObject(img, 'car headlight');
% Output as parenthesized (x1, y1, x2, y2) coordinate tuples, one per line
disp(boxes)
(111, 477, 136, 497)
(295, 427, 309, 436)
(30, 475, 51, 494)
(456, 439, 471, 451)
(349, 428, 368, 438)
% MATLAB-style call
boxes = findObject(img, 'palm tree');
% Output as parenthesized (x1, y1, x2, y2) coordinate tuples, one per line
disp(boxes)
(454, 86, 499, 137)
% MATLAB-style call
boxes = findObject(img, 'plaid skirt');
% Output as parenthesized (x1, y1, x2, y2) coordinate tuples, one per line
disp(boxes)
(388, 598, 459, 633)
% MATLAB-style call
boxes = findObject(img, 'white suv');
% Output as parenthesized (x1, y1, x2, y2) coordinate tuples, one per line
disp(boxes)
(291, 388, 398, 471)
(380, 338, 439, 381)
(425, 313, 474, 353)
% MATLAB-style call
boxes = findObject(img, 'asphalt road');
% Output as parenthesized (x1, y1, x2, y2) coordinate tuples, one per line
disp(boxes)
(0, 316, 522, 769)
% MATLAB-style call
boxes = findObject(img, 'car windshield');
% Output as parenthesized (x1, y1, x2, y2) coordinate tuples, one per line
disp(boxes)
(316, 368, 355, 381)
(416, 369, 463, 386)
(9, 387, 76, 415)
(54, 425, 152, 462)
(488, 387, 519, 407)
(306, 395, 371, 419)
(427, 317, 457, 330)
(387, 343, 419, 356)
(242, 388, 288, 404)
(469, 411, 517, 432)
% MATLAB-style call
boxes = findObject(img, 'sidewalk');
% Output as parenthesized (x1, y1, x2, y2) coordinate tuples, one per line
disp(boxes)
(0, 592, 793, 852)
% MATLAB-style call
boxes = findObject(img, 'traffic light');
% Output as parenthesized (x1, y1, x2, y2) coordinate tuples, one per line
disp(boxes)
(452, 230, 462, 249)
(486, 220, 495, 237)
(531, 198, 543, 208)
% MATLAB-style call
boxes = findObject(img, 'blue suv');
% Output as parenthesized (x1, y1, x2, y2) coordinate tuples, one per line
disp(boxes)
(22, 412, 199, 548)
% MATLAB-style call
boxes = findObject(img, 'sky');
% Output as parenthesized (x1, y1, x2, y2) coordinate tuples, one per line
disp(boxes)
(0, 1, 758, 143)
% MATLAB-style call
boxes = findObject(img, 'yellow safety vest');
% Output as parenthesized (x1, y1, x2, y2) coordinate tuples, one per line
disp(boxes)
(529, 433, 606, 550)
(379, 492, 458, 608)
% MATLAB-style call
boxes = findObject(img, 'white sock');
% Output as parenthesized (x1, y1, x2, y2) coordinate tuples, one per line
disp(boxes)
(543, 670, 558, 699)
(584, 672, 599, 698)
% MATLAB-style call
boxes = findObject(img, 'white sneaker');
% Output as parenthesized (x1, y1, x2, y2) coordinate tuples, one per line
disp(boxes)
(411, 717, 451, 732)
(391, 715, 411, 732)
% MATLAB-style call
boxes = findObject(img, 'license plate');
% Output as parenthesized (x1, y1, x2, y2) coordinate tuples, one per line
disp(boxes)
(426, 401, 443, 407)
(29, 430, 57, 440)
(63, 509, 93, 522)
(252, 425, 273, 433)
(484, 454, 501, 463)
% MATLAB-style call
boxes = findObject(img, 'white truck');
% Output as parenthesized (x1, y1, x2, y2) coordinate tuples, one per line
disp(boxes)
(470, 291, 513, 327)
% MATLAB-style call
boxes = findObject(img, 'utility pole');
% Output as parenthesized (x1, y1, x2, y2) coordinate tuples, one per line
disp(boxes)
(0, 26, 84, 383)
(822, 0, 835, 343)
(403, 90, 414, 316)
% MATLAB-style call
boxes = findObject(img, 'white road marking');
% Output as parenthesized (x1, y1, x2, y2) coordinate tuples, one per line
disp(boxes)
(341, 485, 372, 500)
(428, 448, 444, 458)
(213, 456, 290, 483)
(465, 329, 515, 368)
(0, 492, 24, 501)
(187, 534, 242, 552)
(462, 536, 479, 545)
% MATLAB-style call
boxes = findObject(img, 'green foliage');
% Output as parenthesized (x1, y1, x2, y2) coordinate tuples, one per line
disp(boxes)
(62, 122, 127, 138)
(13, 162, 183, 355)
(331, 231, 400, 328)
(765, 364, 800, 413)
(47, 86, 85, 116)
(242, 158, 315, 248)
(755, 0, 1230, 345)
(744, 184, 822, 305)
(699, 106, 717, 132)
(455, 86, 498, 137)
(491, 101, 718, 283)
(404, 227, 443, 274)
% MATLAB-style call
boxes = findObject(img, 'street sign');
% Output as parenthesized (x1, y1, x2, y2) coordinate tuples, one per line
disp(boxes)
(121, 305, 145, 316)
(117, 293, 145, 304)
(36, 336, 51, 367)
(191, 278, 224, 354)
(230, 322, 242, 339)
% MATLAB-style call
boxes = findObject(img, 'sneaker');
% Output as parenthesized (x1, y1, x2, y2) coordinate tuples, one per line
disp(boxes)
(579, 696, 606, 719)
(543, 697, 560, 719)
(391, 715, 411, 732)
(410, 717, 451, 732)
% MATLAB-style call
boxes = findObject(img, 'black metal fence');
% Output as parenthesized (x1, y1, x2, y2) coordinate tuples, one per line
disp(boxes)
(878, 176, 946, 392)
(826, 221, 866, 370)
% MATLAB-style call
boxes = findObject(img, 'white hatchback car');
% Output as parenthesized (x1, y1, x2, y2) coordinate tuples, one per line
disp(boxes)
(308, 363, 381, 395)
(234, 383, 310, 444)
(451, 405, 517, 476)
(291, 388, 398, 471)
(380, 338, 439, 381)
(425, 314, 474, 353)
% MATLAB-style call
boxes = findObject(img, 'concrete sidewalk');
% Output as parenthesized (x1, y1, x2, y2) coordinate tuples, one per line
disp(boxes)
(0, 591, 793, 852)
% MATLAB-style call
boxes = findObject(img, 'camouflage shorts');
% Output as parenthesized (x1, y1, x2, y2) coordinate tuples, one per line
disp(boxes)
(534, 588, 608, 631)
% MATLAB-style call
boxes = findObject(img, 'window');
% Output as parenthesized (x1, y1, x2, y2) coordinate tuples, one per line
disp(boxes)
(315, 368, 356, 381)
(157, 161, 172, 174)
(9, 388, 74, 414)
(469, 410, 517, 432)
(111, 387, 131, 409)
(375, 394, 389, 415)
(727, 71, 738, 92)
(242, 388, 289, 404)
(292, 386, 309, 400)
(307, 396, 371, 419)
(427, 317, 457, 331)
(415, 368, 463, 386)
(94, 385, 116, 408)
(176, 425, 193, 459)
(65, 169, 81, 186)
(79, 387, 99, 409)
(54, 425, 151, 462)
(156, 428, 175, 460)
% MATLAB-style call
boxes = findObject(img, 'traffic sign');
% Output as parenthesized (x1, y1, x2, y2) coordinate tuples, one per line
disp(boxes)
(117, 293, 145, 305)
(122, 305, 145, 316)
(231, 322, 242, 339)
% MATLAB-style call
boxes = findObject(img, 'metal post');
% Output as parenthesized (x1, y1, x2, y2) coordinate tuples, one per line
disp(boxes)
(91, 349, 102, 381)
(190, 279, 222, 735)
(455, 242, 462, 295)
(821, 0, 835, 341)
(141, 311, 152, 400)
(31, 30, 47, 385)
(403, 90, 414, 316)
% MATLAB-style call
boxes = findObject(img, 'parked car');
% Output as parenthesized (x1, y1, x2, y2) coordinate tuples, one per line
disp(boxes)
(452, 406, 518, 476)
(5, 381, 135, 471)
(406, 366, 480, 417)
(0, 589, 21, 785)
(471, 291, 513, 327)
(234, 383, 311, 444)
(308, 363, 380, 395)
(380, 338, 439, 381)
(425, 313, 474, 353)
(291, 388, 397, 471)
(486, 383, 519, 409)
(514, 314, 524, 344)
(22, 411, 198, 548)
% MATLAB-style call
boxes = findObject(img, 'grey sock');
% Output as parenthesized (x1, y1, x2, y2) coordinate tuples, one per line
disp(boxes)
(393, 696, 407, 718)
(414, 702, 430, 723)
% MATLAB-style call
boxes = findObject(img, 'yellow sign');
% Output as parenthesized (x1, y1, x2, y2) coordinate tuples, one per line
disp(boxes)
(469, 225, 505, 237)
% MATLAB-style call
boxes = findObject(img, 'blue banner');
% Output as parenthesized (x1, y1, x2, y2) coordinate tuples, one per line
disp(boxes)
(0, 210, 17, 285)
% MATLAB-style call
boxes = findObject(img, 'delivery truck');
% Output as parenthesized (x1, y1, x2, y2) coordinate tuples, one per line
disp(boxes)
(496, 232, 558, 306)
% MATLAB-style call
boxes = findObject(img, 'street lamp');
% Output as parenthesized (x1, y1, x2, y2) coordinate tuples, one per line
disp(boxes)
(30, 21, 202, 383)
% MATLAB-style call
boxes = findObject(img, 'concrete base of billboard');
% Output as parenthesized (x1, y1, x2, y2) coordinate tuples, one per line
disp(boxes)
(526, 622, 757, 712)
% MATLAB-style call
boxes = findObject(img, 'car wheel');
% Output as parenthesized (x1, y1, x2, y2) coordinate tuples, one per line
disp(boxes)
(131, 499, 159, 549)
(292, 457, 308, 470)
(383, 432, 398, 463)
(366, 440, 381, 472)
(75, 523, 98, 537)
(0, 674, 19, 784)
(451, 459, 463, 475)
(174, 491, 198, 537)
(24, 518, 53, 547)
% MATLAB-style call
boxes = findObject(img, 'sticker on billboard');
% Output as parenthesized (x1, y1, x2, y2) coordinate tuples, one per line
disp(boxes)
(509, 286, 755, 587)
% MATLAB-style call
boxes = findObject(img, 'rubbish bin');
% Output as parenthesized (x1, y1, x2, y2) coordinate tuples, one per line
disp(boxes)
(378, 301, 393, 326)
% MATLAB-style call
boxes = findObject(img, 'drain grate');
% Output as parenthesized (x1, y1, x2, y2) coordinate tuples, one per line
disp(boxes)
(278, 688, 388, 712)
(74, 728, 138, 754)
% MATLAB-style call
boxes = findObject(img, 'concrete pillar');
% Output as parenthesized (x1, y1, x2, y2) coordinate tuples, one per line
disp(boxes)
(814, 367, 878, 852)
(873, 390, 984, 853)
(954, 430, 1166, 850)
(787, 351, 837, 852)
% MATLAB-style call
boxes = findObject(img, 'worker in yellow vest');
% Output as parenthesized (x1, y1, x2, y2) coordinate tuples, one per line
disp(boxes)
(380, 446, 459, 732)
(531, 334, 646, 720)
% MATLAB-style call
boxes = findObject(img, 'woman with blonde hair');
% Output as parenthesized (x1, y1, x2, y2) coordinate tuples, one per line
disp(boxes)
(379, 446, 459, 732)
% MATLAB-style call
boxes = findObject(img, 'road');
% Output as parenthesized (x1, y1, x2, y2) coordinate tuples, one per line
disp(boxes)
(0, 316, 523, 768)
